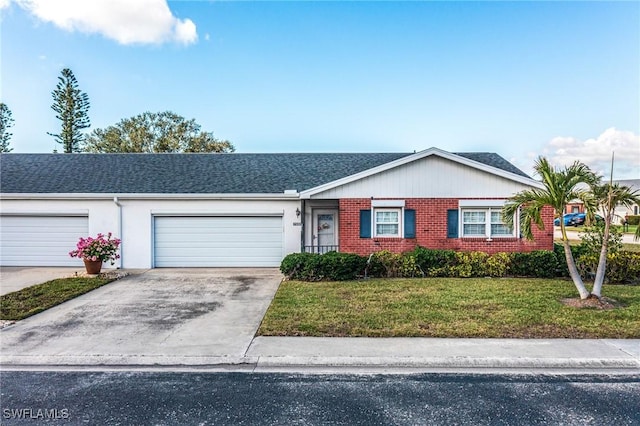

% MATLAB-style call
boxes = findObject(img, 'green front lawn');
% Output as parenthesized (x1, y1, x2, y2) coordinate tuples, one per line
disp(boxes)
(258, 278, 640, 338)
(0, 276, 115, 321)
(569, 224, 638, 235)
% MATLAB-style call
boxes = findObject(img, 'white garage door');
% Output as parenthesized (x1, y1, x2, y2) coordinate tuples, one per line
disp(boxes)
(0, 215, 89, 266)
(154, 216, 283, 267)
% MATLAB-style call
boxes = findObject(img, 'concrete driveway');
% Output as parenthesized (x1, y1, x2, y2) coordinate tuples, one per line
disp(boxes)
(0, 268, 283, 366)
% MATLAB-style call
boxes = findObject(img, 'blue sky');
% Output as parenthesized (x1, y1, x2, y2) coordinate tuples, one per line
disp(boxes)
(1, 0, 638, 178)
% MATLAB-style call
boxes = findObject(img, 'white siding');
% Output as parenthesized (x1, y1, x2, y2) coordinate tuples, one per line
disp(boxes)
(154, 216, 283, 267)
(0, 198, 300, 269)
(311, 156, 533, 199)
(0, 215, 88, 266)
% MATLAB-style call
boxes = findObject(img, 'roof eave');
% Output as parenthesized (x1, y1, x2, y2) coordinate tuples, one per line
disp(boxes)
(0, 192, 300, 201)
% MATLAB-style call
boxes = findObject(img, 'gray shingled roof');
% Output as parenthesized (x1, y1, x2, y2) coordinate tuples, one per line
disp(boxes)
(0, 152, 529, 194)
(615, 179, 640, 191)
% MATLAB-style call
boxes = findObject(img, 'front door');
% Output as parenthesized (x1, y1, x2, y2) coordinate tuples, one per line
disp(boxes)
(313, 209, 338, 253)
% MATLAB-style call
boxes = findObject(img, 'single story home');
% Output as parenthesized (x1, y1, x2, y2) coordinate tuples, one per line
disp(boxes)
(0, 147, 553, 269)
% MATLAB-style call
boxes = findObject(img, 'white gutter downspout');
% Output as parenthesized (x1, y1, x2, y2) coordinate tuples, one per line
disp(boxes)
(113, 196, 123, 269)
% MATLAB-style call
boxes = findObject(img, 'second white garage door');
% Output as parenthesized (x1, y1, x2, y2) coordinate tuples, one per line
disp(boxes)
(154, 216, 283, 267)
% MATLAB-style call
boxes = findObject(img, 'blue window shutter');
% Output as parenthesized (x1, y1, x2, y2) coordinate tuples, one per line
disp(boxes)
(447, 209, 459, 238)
(360, 210, 371, 238)
(404, 209, 416, 238)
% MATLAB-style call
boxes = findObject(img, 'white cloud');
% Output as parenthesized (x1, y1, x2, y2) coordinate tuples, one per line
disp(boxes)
(542, 128, 640, 179)
(0, 0, 10, 10)
(14, 0, 197, 45)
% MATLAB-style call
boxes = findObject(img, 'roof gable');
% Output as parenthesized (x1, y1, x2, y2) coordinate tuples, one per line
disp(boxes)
(300, 147, 540, 198)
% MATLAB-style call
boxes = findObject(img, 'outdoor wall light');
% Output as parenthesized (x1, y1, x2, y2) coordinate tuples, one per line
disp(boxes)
(296, 208, 301, 217)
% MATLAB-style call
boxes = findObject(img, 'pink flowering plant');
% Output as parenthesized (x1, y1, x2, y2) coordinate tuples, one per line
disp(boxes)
(69, 232, 121, 264)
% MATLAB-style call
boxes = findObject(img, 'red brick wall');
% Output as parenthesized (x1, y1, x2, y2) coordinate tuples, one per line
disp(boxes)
(339, 198, 554, 255)
(566, 203, 584, 214)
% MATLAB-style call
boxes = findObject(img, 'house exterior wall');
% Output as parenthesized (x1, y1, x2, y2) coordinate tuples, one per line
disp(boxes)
(339, 198, 554, 255)
(566, 203, 584, 214)
(310, 156, 532, 199)
(0, 197, 301, 268)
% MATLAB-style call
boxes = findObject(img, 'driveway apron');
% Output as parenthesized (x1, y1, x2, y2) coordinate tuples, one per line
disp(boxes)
(0, 269, 283, 364)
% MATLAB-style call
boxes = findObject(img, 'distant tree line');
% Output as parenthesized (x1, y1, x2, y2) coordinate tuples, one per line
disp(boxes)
(0, 102, 14, 152)
(1, 68, 234, 154)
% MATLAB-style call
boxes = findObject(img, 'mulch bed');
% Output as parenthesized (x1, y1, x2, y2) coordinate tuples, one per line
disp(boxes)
(561, 296, 624, 310)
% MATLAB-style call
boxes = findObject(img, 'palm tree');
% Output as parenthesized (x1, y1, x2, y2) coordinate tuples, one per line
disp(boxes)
(502, 157, 598, 300)
(590, 182, 640, 298)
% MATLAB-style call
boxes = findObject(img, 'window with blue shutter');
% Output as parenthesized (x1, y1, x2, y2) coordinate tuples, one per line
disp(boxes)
(447, 209, 459, 238)
(359, 210, 371, 238)
(404, 209, 416, 238)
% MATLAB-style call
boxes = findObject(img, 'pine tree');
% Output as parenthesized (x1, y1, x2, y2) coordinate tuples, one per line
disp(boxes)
(48, 68, 90, 153)
(0, 102, 14, 152)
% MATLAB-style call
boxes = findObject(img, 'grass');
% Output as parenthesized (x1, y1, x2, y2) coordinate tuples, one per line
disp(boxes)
(0, 276, 115, 321)
(622, 243, 640, 253)
(258, 278, 640, 338)
(569, 224, 638, 235)
(554, 236, 640, 252)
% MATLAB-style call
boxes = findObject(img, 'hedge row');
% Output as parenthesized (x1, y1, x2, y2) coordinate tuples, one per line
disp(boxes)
(625, 215, 640, 226)
(280, 245, 640, 284)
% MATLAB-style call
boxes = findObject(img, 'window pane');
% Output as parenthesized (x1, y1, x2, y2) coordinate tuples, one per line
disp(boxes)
(491, 224, 512, 235)
(376, 224, 399, 235)
(491, 211, 503, 223)
(463, 211, 485, 223)
(463, 224, 485, 235)
(376, 211, 399, 223)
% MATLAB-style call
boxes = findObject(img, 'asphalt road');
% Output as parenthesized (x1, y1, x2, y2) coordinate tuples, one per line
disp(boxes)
(1, 371, 639, 425)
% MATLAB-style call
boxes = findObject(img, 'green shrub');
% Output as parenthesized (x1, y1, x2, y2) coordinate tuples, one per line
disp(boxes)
(606, 251, 640, 284)
(579, 222, 622, 257)
(486, 252, 511, 277)
(280, 252, 323, 281)
(553, 243, 587, 277)
(320, 251, 367, 281)
(282, 246, 585, 282)
(575, 253, 598, 281)
(577, 251, 640, 284)
(510, 250, 558, 278)
(280, 252, 367, 281)
(411, 247, 456, 271)
(574, 223, 622, 281)
(370, 250, 421, 278)
(452, 251, 489, 277)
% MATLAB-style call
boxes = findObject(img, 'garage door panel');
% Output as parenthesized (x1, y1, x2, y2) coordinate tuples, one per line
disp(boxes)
(156, 241, 282, 250)
(158, 231, 282, 239)
(0, 216, 88, 266)
(154, 216, 283, 267)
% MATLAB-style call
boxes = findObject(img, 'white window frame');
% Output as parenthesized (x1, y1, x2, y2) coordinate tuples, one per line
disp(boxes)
(373, 207, 403, 238)
(462, 209, 487, 237)
(490, 210, 514, 236)
(460, 206, 516, 239)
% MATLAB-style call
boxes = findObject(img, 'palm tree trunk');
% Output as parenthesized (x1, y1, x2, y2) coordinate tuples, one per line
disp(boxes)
(592, 214, 611, 298)
(561, 237, 591, 300)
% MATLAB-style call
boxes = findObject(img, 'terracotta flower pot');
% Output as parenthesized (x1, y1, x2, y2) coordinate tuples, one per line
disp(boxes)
(83, 259, 103, 275)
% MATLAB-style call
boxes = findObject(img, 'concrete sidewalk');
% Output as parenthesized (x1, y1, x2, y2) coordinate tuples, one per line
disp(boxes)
(246, 337, 640, 371)
(2, 337, 638, 373)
